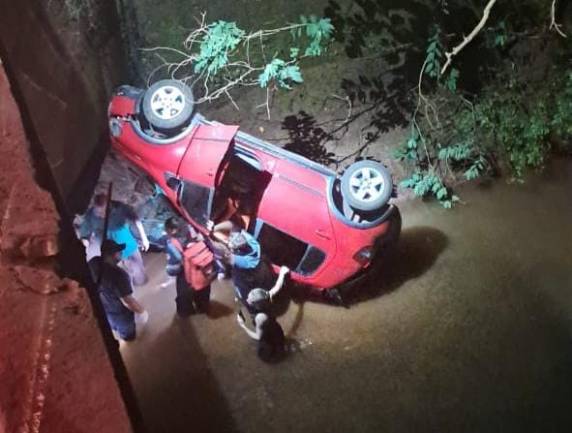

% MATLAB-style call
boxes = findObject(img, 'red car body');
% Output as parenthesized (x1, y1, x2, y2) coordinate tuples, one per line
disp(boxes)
(108, 87, 401, 292)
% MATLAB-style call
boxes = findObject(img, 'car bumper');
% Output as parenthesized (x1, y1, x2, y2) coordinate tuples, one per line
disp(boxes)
(335, 205, 402, 293)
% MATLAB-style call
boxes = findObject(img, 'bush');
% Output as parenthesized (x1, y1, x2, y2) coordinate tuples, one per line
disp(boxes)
(395, 25, 572, 207)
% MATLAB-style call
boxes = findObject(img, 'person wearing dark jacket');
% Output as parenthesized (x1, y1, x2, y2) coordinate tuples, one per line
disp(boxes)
(88, 240, 148, 341)
(237, 266, 289, 362)
(225, 230, 275, 314)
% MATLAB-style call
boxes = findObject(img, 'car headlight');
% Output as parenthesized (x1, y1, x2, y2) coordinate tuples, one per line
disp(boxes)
(353, 246, 373, 265)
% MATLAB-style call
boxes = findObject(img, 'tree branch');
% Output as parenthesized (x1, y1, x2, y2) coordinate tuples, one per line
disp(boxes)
(441, 0, 498, 75)
(550, 0, 567, 38)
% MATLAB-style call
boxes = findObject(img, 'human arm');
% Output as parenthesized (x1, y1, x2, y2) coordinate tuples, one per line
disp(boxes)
(118, 202, 150, 251)
(134, 220, 150, 251)
(269, 266, 289, 300)
(237, 312, 266, 340)
(115, 267, 146, 315)
(120, 294, 146, 314)
(213, 220, 233, 232)
(165, 239, 184, 263)
(76, 210, 95, 242)
(207, 220, 234, 243)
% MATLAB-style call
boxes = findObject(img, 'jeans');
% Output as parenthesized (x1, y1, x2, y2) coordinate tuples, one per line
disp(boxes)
(175, 273, 211, 316)
(107, 311, 136, 341)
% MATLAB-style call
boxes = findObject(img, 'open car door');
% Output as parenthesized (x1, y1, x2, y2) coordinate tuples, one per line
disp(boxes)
(175, 123, 239, 228)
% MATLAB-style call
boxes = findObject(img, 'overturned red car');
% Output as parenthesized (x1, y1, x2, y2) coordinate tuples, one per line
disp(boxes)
(108, 79, 401, 295)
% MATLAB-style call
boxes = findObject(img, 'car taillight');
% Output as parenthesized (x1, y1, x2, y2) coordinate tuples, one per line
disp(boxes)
(353, 246, 373, 266)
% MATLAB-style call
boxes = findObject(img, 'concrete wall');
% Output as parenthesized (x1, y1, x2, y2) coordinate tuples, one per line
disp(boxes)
(0, 1, 140, 432)
(0, 61, 134, 433)
(0, 0, 128, 212)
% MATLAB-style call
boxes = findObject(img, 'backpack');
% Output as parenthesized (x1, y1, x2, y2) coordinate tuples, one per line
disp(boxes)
(171, 238, 216, 290)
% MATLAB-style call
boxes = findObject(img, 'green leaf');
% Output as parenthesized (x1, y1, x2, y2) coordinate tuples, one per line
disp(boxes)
(194, 21, 245, 75)
(258, 59, 284, 88)
(407, 136, 418, 149)
(445, 68, 459, 92)
(436, 187, 448, 200)
(277, 64, 303, 89)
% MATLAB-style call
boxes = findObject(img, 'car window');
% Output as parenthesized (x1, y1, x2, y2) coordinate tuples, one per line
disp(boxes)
(180, 180, 212, 226)
(298, 246, 326, 276)
(257, 222, 308, 270)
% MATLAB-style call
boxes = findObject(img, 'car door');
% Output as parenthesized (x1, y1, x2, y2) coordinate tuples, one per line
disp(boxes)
(176, 123, 238, 228)
(253, 220, 327, 276)
(255, 169, 335, 277)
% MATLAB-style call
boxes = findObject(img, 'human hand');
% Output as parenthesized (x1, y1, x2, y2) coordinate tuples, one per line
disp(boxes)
(236, 312, 245, 326)
(140, 237, 150, 252)
(135, 310, 149, 326)
(279, 266, 290, 276)
(206, 220, 214, 232)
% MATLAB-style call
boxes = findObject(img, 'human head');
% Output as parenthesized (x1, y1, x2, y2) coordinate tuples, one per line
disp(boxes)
(92, 193, 108, 217)
(164, 217, 181, 236)
(101, 239, 125, 263)
(246, 288, 270, 309)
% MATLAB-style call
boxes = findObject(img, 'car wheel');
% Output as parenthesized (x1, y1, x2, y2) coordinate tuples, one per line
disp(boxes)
(341, 160, 392, 211)
(141, 79, 194, 132)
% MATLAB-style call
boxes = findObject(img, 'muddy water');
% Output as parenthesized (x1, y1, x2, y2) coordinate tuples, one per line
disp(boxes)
(120, 159, 572, 433)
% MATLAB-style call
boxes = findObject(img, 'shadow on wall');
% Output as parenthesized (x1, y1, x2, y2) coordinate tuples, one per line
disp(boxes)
(125, 317, 240, 433)
(347, 226, 448, 304)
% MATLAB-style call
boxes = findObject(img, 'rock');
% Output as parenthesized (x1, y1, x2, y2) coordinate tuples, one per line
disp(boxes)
(13, 265, 65, 295)
(18, 234, 59, 260)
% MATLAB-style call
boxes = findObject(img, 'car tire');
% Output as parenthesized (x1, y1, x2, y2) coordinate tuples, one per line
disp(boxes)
(341, 160, 392, 212)
(141, 79, 194, 132)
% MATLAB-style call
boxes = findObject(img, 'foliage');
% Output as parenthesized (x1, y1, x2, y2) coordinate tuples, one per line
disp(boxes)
(551, 72, 572, 139)
(258, 59, 303, 89)
(424, 29, 443, 79)
(396, 6, 572, 208)
(400, 170, 459, 208)
(294, 15, 335, 57)
(148, 14, 333, 111)
(193, 21, 245, 76)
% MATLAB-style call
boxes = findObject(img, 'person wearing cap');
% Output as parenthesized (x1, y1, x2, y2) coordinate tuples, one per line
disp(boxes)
(78, 193, 149, 286)
(237, 266, 290, 362)
(88, 239, 148, 341)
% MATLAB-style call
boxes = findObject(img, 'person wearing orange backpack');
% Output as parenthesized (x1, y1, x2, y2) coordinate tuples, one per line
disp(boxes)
(164, 217, 216, 316)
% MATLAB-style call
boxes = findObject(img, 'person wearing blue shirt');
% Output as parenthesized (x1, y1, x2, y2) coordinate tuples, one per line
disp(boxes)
(77, 193, 150, 286)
